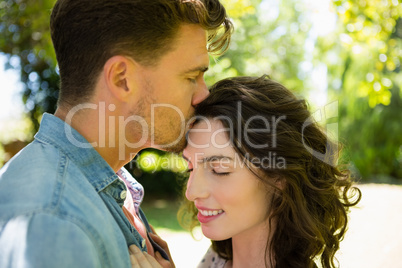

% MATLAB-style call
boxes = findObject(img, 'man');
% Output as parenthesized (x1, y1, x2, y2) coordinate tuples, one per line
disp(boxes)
(0, 0, 232, 267)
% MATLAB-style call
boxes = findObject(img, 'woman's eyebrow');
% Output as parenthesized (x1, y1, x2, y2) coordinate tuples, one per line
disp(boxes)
(200, 155, 234, 163)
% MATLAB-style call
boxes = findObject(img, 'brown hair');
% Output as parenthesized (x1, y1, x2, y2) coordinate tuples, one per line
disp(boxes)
(179, 76, 361, 268)
(50, 0, 232, 107)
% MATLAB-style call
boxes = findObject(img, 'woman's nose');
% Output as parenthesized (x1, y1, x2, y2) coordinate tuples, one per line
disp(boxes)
(185, 169, 209, 201)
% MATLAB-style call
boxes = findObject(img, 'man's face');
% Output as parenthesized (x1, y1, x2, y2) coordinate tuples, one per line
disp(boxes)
(133, 24, 210, 153)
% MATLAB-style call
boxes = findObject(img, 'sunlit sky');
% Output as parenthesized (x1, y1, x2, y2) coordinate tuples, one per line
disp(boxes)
(0, 0, 335, 128)
(0, 54, 24, 121)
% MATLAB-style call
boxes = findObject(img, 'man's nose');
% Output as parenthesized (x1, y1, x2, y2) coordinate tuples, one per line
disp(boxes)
(191, 81, 209, 106)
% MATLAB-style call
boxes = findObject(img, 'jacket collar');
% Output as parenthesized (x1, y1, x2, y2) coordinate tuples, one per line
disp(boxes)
(34, 113, 119, 192)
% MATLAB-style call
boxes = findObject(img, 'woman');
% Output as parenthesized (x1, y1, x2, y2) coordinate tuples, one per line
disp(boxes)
(179, 75, 361, 268)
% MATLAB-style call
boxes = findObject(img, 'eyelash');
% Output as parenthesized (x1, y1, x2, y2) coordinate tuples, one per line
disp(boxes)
(188, 78, 197, 83)
(185, 168, 230, 177)
(212, 170, 230, 176)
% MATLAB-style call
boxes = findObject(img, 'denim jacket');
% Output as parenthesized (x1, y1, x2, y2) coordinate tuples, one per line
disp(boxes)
(0, 113, 156, 268)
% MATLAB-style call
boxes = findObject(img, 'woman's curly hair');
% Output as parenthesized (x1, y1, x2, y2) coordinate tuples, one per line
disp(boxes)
(178, 75, 361, 268)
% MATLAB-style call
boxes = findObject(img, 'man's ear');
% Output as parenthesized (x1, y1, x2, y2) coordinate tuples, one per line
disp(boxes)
(103, 56, 136, 102)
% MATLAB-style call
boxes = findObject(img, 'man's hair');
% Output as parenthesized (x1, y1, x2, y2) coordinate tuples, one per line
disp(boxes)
(50, 0, 232, 107)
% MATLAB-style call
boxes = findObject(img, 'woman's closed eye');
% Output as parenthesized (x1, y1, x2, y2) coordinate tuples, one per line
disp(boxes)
(209, 160, 232, 176)
(212, 169, 230, 176)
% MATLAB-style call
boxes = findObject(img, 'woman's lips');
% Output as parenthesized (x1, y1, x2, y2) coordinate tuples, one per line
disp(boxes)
(196, 208, 224, 224)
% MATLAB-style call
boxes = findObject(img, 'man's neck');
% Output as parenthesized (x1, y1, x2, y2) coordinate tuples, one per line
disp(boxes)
(54, 106, 140, 172)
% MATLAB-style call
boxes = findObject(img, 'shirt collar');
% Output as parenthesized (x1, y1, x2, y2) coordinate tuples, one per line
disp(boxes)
(117, 168, 144, 214)
(34, 113, 119, 192)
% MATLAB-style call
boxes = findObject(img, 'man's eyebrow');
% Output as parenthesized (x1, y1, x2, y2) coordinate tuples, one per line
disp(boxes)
(182, 66, 209, 74)
(200, 155, 233, 163)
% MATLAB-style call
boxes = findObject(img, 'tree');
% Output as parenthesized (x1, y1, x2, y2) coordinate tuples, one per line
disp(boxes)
(1, 0, 313, 132)
(0, 0, 59, 133)
(0, 0, 333, 189)
(315, 0, 402, 179)
(4, 0, 396, 186)
(207, 0, 312, 92)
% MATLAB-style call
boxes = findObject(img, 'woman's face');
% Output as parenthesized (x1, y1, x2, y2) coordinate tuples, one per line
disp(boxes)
(183, 119, 272, 241)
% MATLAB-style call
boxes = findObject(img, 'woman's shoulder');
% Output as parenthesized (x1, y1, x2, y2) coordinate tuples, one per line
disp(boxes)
(197, 246, 227, 268)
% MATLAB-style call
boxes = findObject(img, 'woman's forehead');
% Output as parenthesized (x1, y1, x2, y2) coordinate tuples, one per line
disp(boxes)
(187, 119, 231, 148)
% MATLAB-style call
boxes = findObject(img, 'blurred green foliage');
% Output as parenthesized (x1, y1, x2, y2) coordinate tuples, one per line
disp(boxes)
(0, 0, 401, 188)
(126, 149, 188, 199)
(315, 0, 402, 179)
(0, 0, 58, 132)
(140, 198, 183, 230)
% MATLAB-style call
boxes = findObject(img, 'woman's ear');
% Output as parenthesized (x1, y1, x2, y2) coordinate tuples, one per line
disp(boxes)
(265, 174, 285, 192)
(103, 55, 136, 102)
(275, 177, 286, 190)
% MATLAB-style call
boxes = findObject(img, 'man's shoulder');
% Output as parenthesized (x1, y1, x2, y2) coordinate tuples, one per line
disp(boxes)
(1, 139, 62, 177)
(0, 140, 88, 219)
(0, 210, 129, 268)
(0, 139, 68, 191)
(0, 138, 120, 224)
(0, 212, 100, 267)
(0, 143, 129, 266)
(0, 125, 130, 267)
